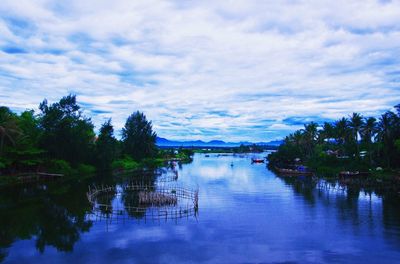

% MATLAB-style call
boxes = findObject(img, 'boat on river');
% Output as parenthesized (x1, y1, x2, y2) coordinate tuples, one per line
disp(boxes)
(251, 158, 265, 163)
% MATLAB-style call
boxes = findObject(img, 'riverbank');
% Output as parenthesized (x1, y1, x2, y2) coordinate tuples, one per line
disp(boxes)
(269, 161, 400, 195)
(0, 149, 194, 187)
(5, 152, 400, 263)
(0, 165, 96, 187)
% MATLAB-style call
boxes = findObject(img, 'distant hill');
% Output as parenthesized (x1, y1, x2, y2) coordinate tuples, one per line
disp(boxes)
(156, 137, 282, 147)
(262, 140, 283, 146)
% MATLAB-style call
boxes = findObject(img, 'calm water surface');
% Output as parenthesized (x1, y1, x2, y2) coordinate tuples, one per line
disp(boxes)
(1, 153, 400, 263)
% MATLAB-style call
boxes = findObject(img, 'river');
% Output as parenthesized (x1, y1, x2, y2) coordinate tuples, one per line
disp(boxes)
(1, 153, 400, 263)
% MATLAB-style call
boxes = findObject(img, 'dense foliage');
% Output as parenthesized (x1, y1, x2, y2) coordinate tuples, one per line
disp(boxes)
(0, 95, 158, 178)
(39, 95, 95, 166)
(122, 111, 157, 161)
(95, 119, 118, 170)
(268, 104, 400, 175)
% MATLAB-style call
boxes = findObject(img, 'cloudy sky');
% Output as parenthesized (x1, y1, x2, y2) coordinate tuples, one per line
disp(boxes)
(1, 0, 400, 142)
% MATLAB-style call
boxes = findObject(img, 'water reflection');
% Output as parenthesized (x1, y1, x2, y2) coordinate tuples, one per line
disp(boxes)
(0, 181, 92, 261)
(88, 171, 199, 223)
(1, 153, 400, 263)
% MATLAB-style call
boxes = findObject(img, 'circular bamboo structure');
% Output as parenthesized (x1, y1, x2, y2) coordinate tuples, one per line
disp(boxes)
(87, 183, 199, 222)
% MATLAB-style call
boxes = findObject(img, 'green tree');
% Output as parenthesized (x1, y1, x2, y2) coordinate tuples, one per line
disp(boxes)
(360, 117, 377, 165)
(12, 110, 45, 170)
(18, 110, 41, 145)
(334, 117, 351, 154)
(376, 111, 399, 167)
(0, 107, 22, 156)
(302, 122, 318, 157)
(122, 111, 157, 161)
(95, 119, 118, 170)
(361, 117, 377, 144)
(349, 112, 364, 157)
(292, 130, 304, 147)
(268, 103, 400, 171)
(38, 95, 95, 166)
(318, 122, 335, 144)
(285, 130, 305, 158)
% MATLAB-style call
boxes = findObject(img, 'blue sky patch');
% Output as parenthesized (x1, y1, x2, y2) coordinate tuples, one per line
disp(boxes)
(1, 1, 400, 142)
(2, 46, 27, 54)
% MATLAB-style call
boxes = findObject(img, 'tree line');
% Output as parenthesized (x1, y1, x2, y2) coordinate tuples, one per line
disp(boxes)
(0, 94, 157, 176)
(268, 104, 400, 175)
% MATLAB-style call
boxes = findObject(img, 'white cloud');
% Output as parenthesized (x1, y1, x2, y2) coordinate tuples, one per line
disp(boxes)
(0, 0, 400, 141)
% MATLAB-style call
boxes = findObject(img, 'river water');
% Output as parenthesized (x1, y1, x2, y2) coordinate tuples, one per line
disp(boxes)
(1, 153, 400, 263)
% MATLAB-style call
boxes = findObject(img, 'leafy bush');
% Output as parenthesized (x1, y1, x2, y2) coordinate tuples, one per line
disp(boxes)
(76, 163, 96, 175)
(112, 156, 139, 170)
(47, 159, 73, 175)
(141, 158, 164, 168)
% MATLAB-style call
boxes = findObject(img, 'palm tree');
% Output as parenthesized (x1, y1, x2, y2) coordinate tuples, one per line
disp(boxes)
(0, 107, 22, 155)
(361, 117, 377, 164)
(376, 111, 398, 167)
(284, 134, 292, 145)
(302, 122, 318, 157)
(292, 130, 304, 147)
(349, 113, 363, 141)
(349, 113, 364, 156)
(318, 122, 335, 144)
(361, 117, 377, 144)
(334, 117, 349, 146)
(303, 122, 318, 140)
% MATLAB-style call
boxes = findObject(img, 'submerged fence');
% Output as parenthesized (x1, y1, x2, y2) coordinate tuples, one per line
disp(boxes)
(87, 182, 199, 223)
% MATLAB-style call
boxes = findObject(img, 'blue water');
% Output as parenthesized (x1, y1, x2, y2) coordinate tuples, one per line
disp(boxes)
(2, 153, 400, 263)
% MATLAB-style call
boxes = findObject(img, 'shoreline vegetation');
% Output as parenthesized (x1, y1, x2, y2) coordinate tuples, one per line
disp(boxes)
(0, 94, 194, 186)
(0, 94, 274, 187)
(2, 94, 399, 191)
(193, 144, 268, 154)
(267, 104, 400, 189)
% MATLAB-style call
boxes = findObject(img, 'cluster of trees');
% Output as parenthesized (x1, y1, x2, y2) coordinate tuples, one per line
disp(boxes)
(160, 148, 194, 162)
(233, 144, 264, 153)
(0, 95, 157, 176)
(268, 104, 400, 173)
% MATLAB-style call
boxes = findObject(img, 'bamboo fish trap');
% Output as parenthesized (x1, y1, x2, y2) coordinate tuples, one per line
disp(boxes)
(86, 182, 199, 222)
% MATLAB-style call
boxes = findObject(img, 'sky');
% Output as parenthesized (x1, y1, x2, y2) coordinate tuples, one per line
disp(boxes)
(1, 0, 400, 142)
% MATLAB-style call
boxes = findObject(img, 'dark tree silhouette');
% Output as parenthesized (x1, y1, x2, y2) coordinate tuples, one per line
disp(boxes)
(95, 119, 118, 170)
(39, 95, 95, 166)
(0, 107, 22, 155)
(122, 111, 157, 161)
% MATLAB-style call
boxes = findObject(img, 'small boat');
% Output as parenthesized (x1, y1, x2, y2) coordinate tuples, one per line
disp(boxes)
(275, 168, 313, 176)
(251, 158, 265, 163)
(205, 154, 210, 157)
